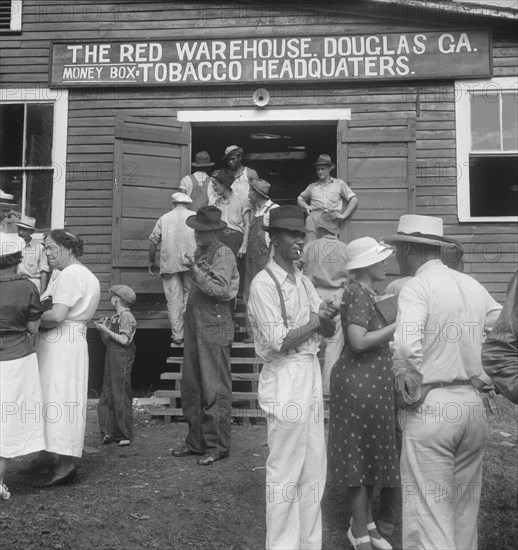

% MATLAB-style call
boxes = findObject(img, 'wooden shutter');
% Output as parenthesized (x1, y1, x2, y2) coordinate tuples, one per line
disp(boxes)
(111, 114, 190, 293)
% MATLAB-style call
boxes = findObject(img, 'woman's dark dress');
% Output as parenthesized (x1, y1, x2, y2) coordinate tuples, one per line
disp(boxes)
(328, 280, 400, 487)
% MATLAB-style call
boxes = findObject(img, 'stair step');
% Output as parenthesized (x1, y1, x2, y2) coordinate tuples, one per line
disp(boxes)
(148, 407, 265, 418)
(170, 341, 256, 349)
(166, 357, 261, 365)
(153, 390, 258, 401)
(161, 372, 259, 381)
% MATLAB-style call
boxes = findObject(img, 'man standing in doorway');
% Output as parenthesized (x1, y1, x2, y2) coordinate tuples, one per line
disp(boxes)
(386, 214, 501, 550)
(171, 206, 239, 465)
(301, 211, 349, 396)
(297, 154, 358, 242)
(179, 151, 215, 212)
(220, 145, 259, 202)
(247, 205, 337, 550)
(148, 192, 197, 345)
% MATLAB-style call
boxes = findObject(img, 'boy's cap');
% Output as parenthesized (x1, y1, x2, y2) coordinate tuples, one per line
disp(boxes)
(109, 284, 136, 305)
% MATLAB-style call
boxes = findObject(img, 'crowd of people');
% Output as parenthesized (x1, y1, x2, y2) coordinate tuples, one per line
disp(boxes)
(1, 147, 517, 550)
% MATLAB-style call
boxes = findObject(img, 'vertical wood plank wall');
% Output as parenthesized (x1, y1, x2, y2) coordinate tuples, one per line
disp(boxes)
(1, 0, 517, 319)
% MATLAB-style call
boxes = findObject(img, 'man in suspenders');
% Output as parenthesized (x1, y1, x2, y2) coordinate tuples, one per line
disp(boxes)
(179, 151, 215, 212)
(247, 205, 338, 550)
(243, 178, 278, 343)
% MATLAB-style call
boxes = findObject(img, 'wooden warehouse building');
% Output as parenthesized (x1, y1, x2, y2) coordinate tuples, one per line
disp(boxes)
(1, 0, 517, 386)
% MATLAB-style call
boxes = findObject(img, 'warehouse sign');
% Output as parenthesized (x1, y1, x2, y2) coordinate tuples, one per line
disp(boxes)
(49, 30, 491, 87)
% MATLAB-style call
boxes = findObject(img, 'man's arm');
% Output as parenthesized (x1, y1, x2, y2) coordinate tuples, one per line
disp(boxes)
(186, 247, 237, 300)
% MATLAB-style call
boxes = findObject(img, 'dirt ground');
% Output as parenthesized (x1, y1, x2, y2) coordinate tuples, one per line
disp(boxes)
(1, 398, 517, 550)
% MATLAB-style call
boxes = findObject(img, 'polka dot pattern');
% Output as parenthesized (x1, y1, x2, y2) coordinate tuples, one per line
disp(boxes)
(327, 280, 400, 487)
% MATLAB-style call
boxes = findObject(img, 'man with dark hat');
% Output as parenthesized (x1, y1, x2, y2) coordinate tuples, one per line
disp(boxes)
(243, 178, 279, 342)
(385, 214, 501, 550)
(301, 211, 349, 395)
(297, 153, 358, 242)
(247, 205, 338, 550)
(221, 145, 259, 201)
(179, 151, 215, 212)
(171, 206, 239, 465)
(16, 215, 49, 294)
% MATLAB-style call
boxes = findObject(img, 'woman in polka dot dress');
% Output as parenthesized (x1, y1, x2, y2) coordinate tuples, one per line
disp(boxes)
(328, 237, 399, 550)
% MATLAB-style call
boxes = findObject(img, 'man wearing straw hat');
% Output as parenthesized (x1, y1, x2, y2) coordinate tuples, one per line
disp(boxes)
(0, 190, 20, 234)
(297, 154, 358, 242)
(179, 151, 215, 212)
(385, 214, 501, 550)
(16, 215, 49, 294)
(247, 205, 338, 550)
(301, 211, 349, 396)
(148, 192, 197, 345)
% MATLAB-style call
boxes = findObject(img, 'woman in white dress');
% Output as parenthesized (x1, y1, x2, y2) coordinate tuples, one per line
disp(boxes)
(21, 229, 100, 487)
(0, 234, 45, 500)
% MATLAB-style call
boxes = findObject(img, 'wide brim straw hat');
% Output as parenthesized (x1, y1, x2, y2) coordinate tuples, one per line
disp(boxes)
(345, 237, 393, 270)
(383, 214, 459, 249)
(0, 233, 26, 257)
(16, 215, 37, 230)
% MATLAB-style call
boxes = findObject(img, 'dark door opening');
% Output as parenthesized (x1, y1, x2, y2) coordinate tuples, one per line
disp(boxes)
(192, 123, 337, 205)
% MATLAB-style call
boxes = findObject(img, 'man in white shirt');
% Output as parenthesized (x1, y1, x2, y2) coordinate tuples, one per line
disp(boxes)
(148, 192, 197, 344)
(247, 205, 338, 550)
(385, 215, 501, 550)
(16, 215, 49, 293)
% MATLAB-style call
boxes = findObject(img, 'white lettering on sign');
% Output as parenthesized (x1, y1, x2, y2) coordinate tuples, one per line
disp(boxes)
(54, 31, 489, 86)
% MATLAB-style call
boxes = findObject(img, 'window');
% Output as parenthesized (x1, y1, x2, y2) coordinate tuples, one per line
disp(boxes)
(0, 88, 68, 229)
(456, 77, 518, 222)
(0, 0, 22, 32)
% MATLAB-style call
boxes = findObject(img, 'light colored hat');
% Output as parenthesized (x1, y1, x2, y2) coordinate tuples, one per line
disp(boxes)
(0, 190, 15, 207)
(312, 154, 334, 167)
(316, 212, 339, 234)
(249, 178, 270, 198)
(223, 145, 244, 160)
(171, 192, 192, 204)
(345, 237, 393, 270)
(191, 151, 215, 168)
(383, 215, 455, 248)
(16, 215, 36, 230)
(109, 284, 136, 305)
(0, 233, 26, 257)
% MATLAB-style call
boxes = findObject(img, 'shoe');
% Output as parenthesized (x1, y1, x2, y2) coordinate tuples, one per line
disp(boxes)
(1, 484, 11, 501)
(18, 458, 54, 476)
(197, 454, 228, 466)
(171, 338, 183, 346)
(376, 520, 395, 538)
(32, 467, 77, 489)
(171, 447, 199, 457)
(367, 522, 392, 550)
(347, 526, 372, 550)
(102, 434, 115, 445)
(118, 439, 131, 447)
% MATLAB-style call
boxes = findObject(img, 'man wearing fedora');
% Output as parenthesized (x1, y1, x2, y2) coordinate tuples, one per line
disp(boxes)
(0, 190, 21, 234)
(297, 154, 358, 242)
(221, 145, 259, 202)
(385, 214, 501, 550)
(243, 178, 279, 342)
(148, 192, 197, 345)
(301, 211, 349, 396)
(179, 151, 215, 212)
(16, 215, 49, 294)
(247, 205, 338, 550)
(171, 206, 239, 465)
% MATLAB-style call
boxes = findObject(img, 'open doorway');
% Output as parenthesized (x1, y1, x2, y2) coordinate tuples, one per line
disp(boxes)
(192, 123, 337, 204)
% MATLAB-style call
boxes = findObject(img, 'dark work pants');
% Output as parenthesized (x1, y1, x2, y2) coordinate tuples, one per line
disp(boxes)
(97, 342, 135, 441)
(182, 299, 234, 456)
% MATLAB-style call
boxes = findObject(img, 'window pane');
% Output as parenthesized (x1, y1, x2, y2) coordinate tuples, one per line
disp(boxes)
(26, 171, 53, 229)
(502, 93, 518, 151)
(471, 93, 500, 151)
(0, 170, 23, 211)
(0, 104, 24, 166)
(469, 156, 518, 217)
(26, 104, 54, 166)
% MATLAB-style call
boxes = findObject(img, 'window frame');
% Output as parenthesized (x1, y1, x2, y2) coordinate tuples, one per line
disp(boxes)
(1, 0, 22, 32)
(0, 87, 68, 228)
(455, 76, 518, 223)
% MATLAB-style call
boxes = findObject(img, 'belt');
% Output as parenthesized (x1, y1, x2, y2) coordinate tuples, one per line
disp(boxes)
(427, 379, 473, 391)
(219, 228, 241, 235)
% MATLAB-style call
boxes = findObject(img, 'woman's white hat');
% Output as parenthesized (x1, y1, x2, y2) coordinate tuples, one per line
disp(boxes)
(345, 237, 393, 270)
(0, 233, 26, 257)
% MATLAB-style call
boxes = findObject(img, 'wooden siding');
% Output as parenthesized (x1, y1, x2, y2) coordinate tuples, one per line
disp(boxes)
(1, 0, 517, 317)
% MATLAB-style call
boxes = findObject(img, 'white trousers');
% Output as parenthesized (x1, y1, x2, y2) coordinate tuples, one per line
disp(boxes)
(315, 287, 344, 395)
(399, 386, 489, 550)
(162, 272, 191, 340)
(259, 354, 326, 550)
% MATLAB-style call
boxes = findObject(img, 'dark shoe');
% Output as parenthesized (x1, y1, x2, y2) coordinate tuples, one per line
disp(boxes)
(197, 454, 228, 466)
(102, 434, 115, 445)
(18, 459, 54, 476)
(32, 467, 77, 488)
(376, 520, 396, 538)
(171, 447, 200, 457)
